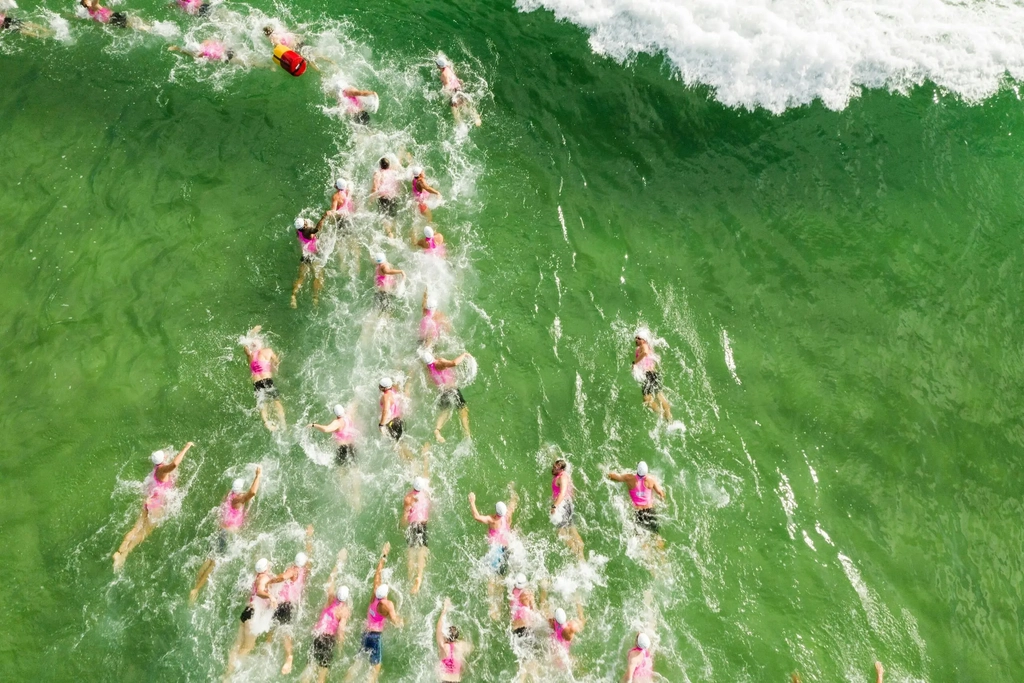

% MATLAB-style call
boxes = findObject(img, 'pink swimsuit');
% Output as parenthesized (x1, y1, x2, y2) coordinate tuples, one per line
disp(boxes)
(145, 466, 175, 512)
(551, 472, 572, 503)
(250, 357, 267, 376)
(488, 516, 511, 546)
(333, 191, 354, 214)
(420, 314, 440, 344)
(630, 476, 651, 508)
(88, 6, 113, 23)
(423, 236, 447, 258)
(633, 347, 658, 372)
(428, 362, 455, 388)
(221, 493, 246, 530)
(629, 647, 654, 681)
(551, 621, 571, 652)
(441, 66, 462, 92)
(366, 597, 387, 632)
(278, 566, 306, 604)
(510, 588, 531, 624)
(439, 642, 463, 677)
(407, 491, 429, 524)
(199, 40, 226, 61)
(375, 264, 394, 291)
(332, 415, 357, 444)
(297, 228, 318, 257)
(314, 598, 342, 635)
(176, 0, 203, 14)
(380, 388, 401, 422)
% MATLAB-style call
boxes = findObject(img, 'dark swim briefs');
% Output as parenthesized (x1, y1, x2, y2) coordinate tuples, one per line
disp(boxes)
(377, 196, 399, 217)
(383, 418, 404, 441)
(335, 444, 355, 466)
(110, 11, 128, 27)
(634, 507, 660, 534)
(405, 522, 428, 548)
(438, 388, 466, 410)
(240, 605, 254, 623)
(360, 631, 383, 665)
(641, 371, 662, 396)
(273, 602, 293, 625)
(311, 632, 336, 667)
(253, 378, 280, 401)
(554, 500, 575, 529)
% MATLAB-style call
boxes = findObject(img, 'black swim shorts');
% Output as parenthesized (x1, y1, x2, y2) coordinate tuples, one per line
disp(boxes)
(240, 605, 254, 623)
(384, 418, 404, 441)
(405, 522, 428, 548)
(438, 388, 466, 411)
(311, 632, 336, 668)
(253, 378, 280, 401)
(634, 507, 660, 534)
(373, 290, 395, 313)
(335, 444, 355, 466)
(554, 500, 575, 529)
(110, 11, 128, 27)
(641, 371, 662, 397)
(273, 602, 293, 625)
(377, 196, 398, 217)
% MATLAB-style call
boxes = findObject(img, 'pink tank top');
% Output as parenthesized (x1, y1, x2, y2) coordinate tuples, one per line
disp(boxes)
(297, 229, 317, 256)
(249, 574, 271, 606)
(510, 588, 530, 623)
(380, 389, 401, 422)
(551, 621, 571, 652)
(375, 264, 394, 290)
(199, 40, 226, 61)
(334, 191, 354, 213)
(423, 236, 447, 258)
(314, 598, 341, 635)
(488, 516, 510, 547)
(221, 493, 246, 530)
(428, 362, 455, 388)
(439, 642, 462, 677)
(89, 6, 112, 23)
(551, 473, 572, 502)
(250, 358, 267, 375)
(366, 597, 387, 631)
(407, 491, 429, 524)
(176, 0, 202, 14)
(278, 566, 306, 603)
(441, 67, 462, 91)
(420, 315, 439, 343)
(630, 476, 651, 508)
(145, 466, 175, 511)
(332, 415, 357, 444)
(630, 647, 654, 681)
(633, 347, 658, 372)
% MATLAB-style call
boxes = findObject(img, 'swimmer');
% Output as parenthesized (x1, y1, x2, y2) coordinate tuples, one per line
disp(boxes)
(189, 467, 262, 603)
(168, 39, 239, 64)
(875, 662, 884, 683)
(633, 331, 672, 421)
(294, 550, 349, 683)
(436, 598, 472, 682)
(547, 603, 585, 670)
(378, 376, 413, 461)
(372, 252, 405, 315)
(435, 56, 481, 127)
(171, 0, 209, 16)
(550, 458, 584, 560)
(401, 475, 430, 594)
(336, 86, 378, 125)
(345, 542, 403, 683)
(0, 5, 55, 38)
(468, 486, 518, 620)
(242, 326, 285, 431)
(79, 0, 146, 30)
(417, 348, 470, 443)
(311, 403, 360, 468)
(315, 178, 359, 272)
(371, 156, 401, 236)
(269, 525, 314, 675)
(607, 462, 666, 548)
(409, 166, 442, 223)
(262, 24, 301, 49)
(622, 632, 655, 682)
(112, 442, 194, 572)
(419, 290, 452, 348)
(291, 216, 324, 309)
(509, 574, 542, 680)
(416, 225, 447, 259)
(225, 557, 277, 677)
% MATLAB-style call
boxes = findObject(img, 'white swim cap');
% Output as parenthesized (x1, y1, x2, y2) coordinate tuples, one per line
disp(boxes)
(425, 298, 437, 311)
(423, 226, 434, 238)
(636, 633, 651, 650)
(150, 450, 166, 465)
(375, 583, 389, 600)
(554, 608, 568, 625)
(335, 178, 348, 191)
(295, 552, 308, 567)
(294, 217, 306, 230)
(514, 573, 528, 589)
(418, 348, 436, 365)
(333, 404, 345, 417)
(413, 477, 427, 492)
(435, 57, 448, 67)
(495, 501, 507, 517)
(411, 165, 423, 177)
(336, 585, 350, 602)
(374, 252, 386, 263)
(379, 377, 393, 389)
(255, 558, 269, 573)
(232, 478, 246, 493)
(636, 461, 649, 477)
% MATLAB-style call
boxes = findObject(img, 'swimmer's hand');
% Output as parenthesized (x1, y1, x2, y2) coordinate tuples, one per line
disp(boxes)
(306, 525, 314, 537)
(468, 492, 476, 504)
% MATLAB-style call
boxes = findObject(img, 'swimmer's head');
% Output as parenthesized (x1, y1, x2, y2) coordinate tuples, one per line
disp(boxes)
(435, 56, 448, 68)
(336, 585, 350, 602)
(378, 377, 393, 390)
(232, 478, 246, 493)
(379, 157, 390, 170)
(423, 226, 434, 239)
(446, 625, 460, 642)
(554, 608, 568, 625)
(293, 552, 308, 567)
(374, 252, 386, 264)
(333, 404, 345, 418)
(150, 450, 166, 465)
(418, 348, 435, 365)
(413, 476, 427, 492)
(636, 632, 651, 650)
(552, 458, 567, 475)
(255, 558, 269, 573)
(514, 573, 528, 590)
(425, 298, 437, 311)
(262, 26, 273, 36)
(636, 461, 649, 477)
(410, 165, 423, 177)
(634, 327, 652, 344)
(294, 217, 306, 231)
(335, 178, 348, 191)
(375, 583, 389, 600)
(495, 501, 508, 517)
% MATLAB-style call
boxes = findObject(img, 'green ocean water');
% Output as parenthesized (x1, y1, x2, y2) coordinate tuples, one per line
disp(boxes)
(1, 0, 1023, 681)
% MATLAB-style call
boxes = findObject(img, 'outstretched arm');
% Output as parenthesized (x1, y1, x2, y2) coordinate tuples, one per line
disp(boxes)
(507, 484, 519, 517)
(607, 471, 628, 483)
(651, 476, 666, 501)
(344, 88, 376, 97)
(435, 598, 450, 649)
(158, 441, 193, 476)
(326, 548, 347, 597)
(468, 493, 488, 524)
(239, 466, 263, 503)
(312, 418, 342, 433)
(373, 542, 390, 590)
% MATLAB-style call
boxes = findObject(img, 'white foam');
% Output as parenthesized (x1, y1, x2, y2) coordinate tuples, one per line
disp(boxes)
(517, 0, 1024, 112)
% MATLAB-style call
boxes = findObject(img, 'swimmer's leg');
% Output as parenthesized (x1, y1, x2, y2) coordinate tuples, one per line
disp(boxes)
(398, 440, 414, 462)
(291, 263, 310, 308)
(487, 577, 501, 621)
(224, 622, 249, 678)
(642, 394, 660, 417)
(316, 664, 330, 683)
(368, 662, 382, 683)
(458, 405, 470, 438)
(273, 399, 285, 431)
(190, 557, 216, 603)
(413, 547, 428, 594)
(312, 266, 323, 307)
(113, 509, 151, 570)
(280, 631, 294, 674)
(406, 548, 416, 587)
(657, 392, 672, 421)
(434, 408, 452, 443)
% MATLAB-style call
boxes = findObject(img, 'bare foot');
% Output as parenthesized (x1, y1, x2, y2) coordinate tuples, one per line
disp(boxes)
(112, 552, 124, 572)
(412, 575, 422, 594)
(281, 656, 293, 675)
(434, 429, 446, 444)
(290, 295, 297, 309)
(188, 588, 199, 604)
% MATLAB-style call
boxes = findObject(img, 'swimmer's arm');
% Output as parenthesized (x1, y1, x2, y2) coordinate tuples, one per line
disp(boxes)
(385, 600, 403, 627)
(433, 357, 459, 370)
(311, 418, 342, 433)
(507, 485, 519, 517)
(422, 181, 441, 196)
(622, 651, 640, 683)
(607, 471, 628, 483)
(239, 466, 262, 502)
(651, 477, 666, 500)
(157, 441, 193, 476)
(380, 265, 404, 276)
(422, 289, 429, 309)
(467, 493, 488, 523)
(326, 548, 347, 597)
(401, 494, 412, 527)
(435, 598, 449, 649)
(373, 542, 390, 589)
(553, 473, 568, 509)
(305, 524, 314, 557)
(334, 606, 351, 644)
(344, 88, 376, 97)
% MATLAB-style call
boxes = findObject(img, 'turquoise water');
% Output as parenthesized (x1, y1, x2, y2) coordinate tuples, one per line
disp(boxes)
(1, 1, 1023, 680)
